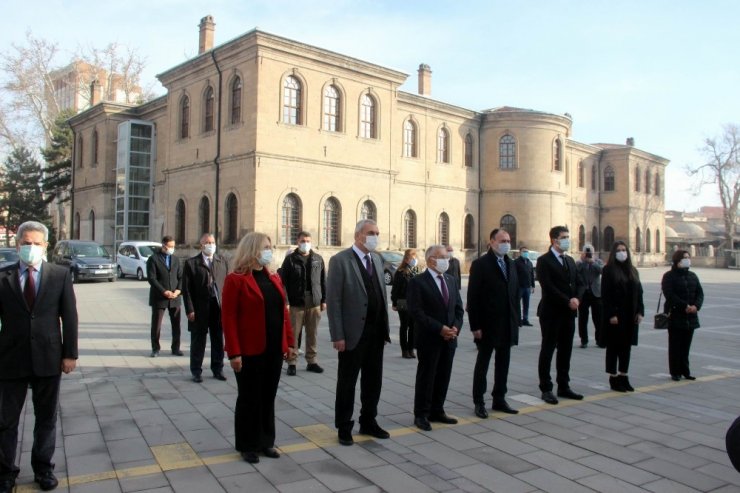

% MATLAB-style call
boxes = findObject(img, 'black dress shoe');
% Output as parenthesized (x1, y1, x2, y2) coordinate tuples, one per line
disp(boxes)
(414, 416, 432, 431)
(338, 429, 354, 446)
(241, 451, 259, 463)
(213, 373, 227, 381)
(172, 350, 184, 356)
(306, 363, 324, 373)
(0, 479, 15, 493)
(522, 320, 533, 326)
(359, 423, 390, 439)
(408, 350, 416, 359)
(192, 375, 203, 383)
(492, 400, 519, 414)
(671, 375, 681, 381)
(35, 471, 58, 491)
(474, 403, 488, 419)
(286, 365, 296, 376)
(150, 350, 159, 358)
(683, 374, 696, 380)
(262, 447, 280, 458)
(557, 388, 584, 400)
(429, 413, 458, 424)
(541, 391, 559, 405)
(579, 342, 588, 349)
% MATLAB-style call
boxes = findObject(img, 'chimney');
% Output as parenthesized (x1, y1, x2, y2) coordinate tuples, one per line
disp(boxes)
(199, 15, 215, 54)
(90, 79, 103, 105)
(626, 137, 635, 146)
(418, 63, 432, 96)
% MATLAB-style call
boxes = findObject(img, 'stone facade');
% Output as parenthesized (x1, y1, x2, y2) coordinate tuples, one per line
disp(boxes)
(68, 19, 668, 269)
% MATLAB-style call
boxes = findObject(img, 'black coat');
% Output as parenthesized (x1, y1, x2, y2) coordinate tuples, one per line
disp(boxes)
(390, 266, 418, 307)
(182, 253, 229, 331)
(407, 270, 464, 350)
(279, 249, 326, 307)
(147, 252, 183, 308)
(0, 261, 78, 378)
(514, 255, 535, 289)
(467, 250, 520, 347)
(661, 267, 704, 330)
(536, 249, 581, 319)
(601, 264, 644, 346)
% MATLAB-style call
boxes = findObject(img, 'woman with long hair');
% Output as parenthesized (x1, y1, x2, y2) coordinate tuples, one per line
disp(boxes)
(391, 249, 419, 358)
(601, 241, 644, 392)
(661, 249, 703, 381)
(221, 232, 296, 463)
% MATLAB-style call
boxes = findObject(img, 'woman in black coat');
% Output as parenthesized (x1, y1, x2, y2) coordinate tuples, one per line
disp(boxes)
(601, 241, 644, 392)
(661, 249, 704, 381)
(391, 249, 419, 358)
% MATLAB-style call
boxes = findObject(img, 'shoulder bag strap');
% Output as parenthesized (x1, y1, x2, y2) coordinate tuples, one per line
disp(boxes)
(656, 291, 663, 313)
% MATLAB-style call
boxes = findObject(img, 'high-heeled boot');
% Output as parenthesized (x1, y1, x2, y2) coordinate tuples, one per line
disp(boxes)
(619, 375, 635, 392)
(609, 376, 626, 392)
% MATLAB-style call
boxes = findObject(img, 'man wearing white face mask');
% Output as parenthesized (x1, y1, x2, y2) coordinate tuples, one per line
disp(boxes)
(327, 219, 391, 446)
(280, 231, 326, 375)
(0, 221, 78, 492)
(183, 233, 229, 383)
(146, 236, 183, 358)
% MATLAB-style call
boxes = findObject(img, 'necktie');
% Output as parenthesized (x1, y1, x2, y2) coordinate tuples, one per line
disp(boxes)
(560, 255, 569, 272)
(364, 254, 373, 277)
(438, 274, 449, 305)
(497, 257, 508, 280)
(24, 266, 36, 309)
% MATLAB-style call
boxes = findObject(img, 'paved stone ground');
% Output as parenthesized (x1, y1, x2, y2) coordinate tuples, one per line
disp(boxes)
(10, 267, 740, 492)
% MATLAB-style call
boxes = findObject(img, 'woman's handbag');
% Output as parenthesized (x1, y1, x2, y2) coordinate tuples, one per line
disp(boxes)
(654, 292, 670, 329)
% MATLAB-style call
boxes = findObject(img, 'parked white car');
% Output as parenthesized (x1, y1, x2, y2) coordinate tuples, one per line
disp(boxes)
(116, 241, 162, 280)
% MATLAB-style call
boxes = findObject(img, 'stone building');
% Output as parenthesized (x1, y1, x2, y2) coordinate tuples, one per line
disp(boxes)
(68, 16, 668, 269)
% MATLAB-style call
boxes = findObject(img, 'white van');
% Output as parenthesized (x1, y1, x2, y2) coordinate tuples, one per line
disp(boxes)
(116, 241, 162, 280)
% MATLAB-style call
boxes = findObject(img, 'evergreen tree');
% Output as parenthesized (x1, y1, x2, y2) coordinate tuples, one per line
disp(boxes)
(0, 146, 49, 243)
(41, 109, 74, 205)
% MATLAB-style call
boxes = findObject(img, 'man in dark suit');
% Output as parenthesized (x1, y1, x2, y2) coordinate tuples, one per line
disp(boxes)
(514, 245, 535, 327)
(0, 221, 78, 492)
(182, 233, 229, 383)
(147, 235, 183, 358)
(575, 243, 604, 348)
(468, 229, 521, 418)
(407, 245, 464, 431)
(536, 225, 584, 405)
(327, 219, 390, 446)
(445, 245, 462, 289)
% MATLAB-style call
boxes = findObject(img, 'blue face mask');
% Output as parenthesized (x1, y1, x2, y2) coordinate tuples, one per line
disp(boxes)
(558, 238, 570, 251)
(258, 249, 273, 266)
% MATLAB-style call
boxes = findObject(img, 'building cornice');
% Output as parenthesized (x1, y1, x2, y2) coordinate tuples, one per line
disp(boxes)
(594, 144, 670, 166)
(397, 92, 480, 121)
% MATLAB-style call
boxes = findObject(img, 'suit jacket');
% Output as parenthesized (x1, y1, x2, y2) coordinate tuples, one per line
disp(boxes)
(514, 255, 535, 289)
(221, 268, 295, 357)
(536, 249, 581, 319)
(0, 261, 78, 378)
(182, 253, 229, 331)
(327, 247, 390, 351)
(575, 259, 604, 298)
(447, 257, 462, 289)
(467, 250, 520, 347)
(147, 252, 183, 308)
(406, 270, 464, 350)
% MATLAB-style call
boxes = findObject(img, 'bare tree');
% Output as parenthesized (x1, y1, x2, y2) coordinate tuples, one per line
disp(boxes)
(76, 42, 154, 105)
(688, 124, 740, 249)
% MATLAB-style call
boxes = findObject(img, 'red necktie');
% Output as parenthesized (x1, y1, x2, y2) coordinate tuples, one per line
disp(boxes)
(24, 266, 36, 309)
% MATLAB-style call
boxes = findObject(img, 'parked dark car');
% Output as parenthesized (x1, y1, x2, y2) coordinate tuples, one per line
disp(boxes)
(51, 240, 115, 283)
(379, 250, 405, 285)
(0, 248, 19, 269)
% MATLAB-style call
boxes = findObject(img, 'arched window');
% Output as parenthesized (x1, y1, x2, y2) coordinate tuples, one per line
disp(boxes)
(553, 138, 562, 171)
(77, 135, 84, 168)
(438, 213, 450, 245)
(464, 133, 473, 167)
(437, 127, 449, 163)
(92, 129, 98, 166)
(656, 229, 661, 253)
(578, 161, 584, 188)
(323, 84, 341, 132)
(283, 75, 302, 125)
(635, 228, 642, 252)
(464, 214, 475, 249)
(655, 173, 661, 196)
(323, 197, 341, 246)
(645, 169, 651, 194)
(360, 200, 376, 221)
(230, 77, 242, 125)
(500, 214, 517, 249)
(180, 95, 190, 139)
(360, 94, 376, 138)
(604, 166, 615, 191)
(603, 226, 615, 252)
(578, 225, 585, 251)
(634, 166, 641, 192)
(89, 210, 95, 241)
(565, 160, 570, 185)
(591, 164, 597, 190)
(198, 196, 210, 236)
(592, 226, 599, 248)
(403, 119, 417, 158)
(281, 193, 301, 245)
(204, 86, 214, 132)
(225, 193, 238, 244)
(499, 134, 516, 169)
(404, 210, 417, 249)
(646, 228, 652, 252)
(74, 212, 80, 239)
(175, 199, 186, 244)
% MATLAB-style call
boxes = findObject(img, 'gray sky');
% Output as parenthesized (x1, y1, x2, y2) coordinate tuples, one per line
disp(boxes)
(4, 0, 738, 211)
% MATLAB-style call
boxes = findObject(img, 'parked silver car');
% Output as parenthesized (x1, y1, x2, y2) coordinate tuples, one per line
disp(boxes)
(117, 241, 161, 280)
